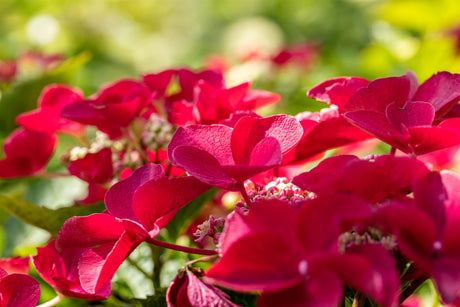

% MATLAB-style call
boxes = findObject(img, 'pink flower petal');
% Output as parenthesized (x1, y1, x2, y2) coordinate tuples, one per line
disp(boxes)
(168, 125, 234, 166)
(344, 75, 411, 112)
(105, 164, 164, 221)
(0, 128, 57, 178)
(0, 257, 30, 274)
(205, 232, 304, 292)
(16, 84, 85, 134)
(79, 231, 141, 293)
(0, 271, 40, 307)
(385, 101, 435, 132)
(55, 213, 126, 251)
(67, 148, 113, 184)
(413, 172, 447, 234)
(345, 110, 411, 150)
(407, 125, 460, 155)
(333, 244, 399, 307)
(177, 271, 239, 307)
(432, 257, 460, 304)
(132, 176, 211, 234)
(412, 71, 460, 118)
(257, 272, 343, 307)
(307, 76, 370, 109)
(171, 145, 240, 190)
(230, 115, 303, 164)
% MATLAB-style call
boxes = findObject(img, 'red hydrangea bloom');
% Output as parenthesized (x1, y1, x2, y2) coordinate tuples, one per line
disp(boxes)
(67, 148, 113, 185)
(376, 171, 460, 304)
(167, 270, 240, 307)
(0, 268, 40, 307)
(16, 84, 85, 135)
(343, 71, 460, 155)
(143, 68, 224, 103)
(169, 80, 280, 125)
(19, 50, 63, 72)
(284, 77, 373, 163)
(0, 128, 57, 178)
(61, 79, 153, 139)
(292, 154, 430, 204)
(0, 59, 17, 83)
(271, 43, 318, 69)
(205, 199, 399, 307)
(34, 164, 211, 296)
(0, 256, 30, 274)
(33, 240, 112, 300)
(168, 115, 303, 190)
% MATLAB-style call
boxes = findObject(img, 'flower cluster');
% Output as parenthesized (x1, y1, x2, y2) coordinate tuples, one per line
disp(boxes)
(3, 66, 460, 307)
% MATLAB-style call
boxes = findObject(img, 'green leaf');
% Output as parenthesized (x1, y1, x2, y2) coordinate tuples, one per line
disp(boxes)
(163, 188, 217, 242)
(0, 194, 105, 234)
(134, 289, 167, 307)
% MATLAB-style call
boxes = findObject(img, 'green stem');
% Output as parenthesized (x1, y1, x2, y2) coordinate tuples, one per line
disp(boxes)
(183, 255, 219, 269)
(150, 244, 163, 290)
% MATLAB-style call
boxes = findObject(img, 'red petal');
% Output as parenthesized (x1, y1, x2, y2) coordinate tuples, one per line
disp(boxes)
(258, 272, 343, 307)
(67, 148, 113, 184)
(408, 125, 460, 155)
(56, 213, 126, 251)
(332, 245, 399, 307)
(132, 176, 210, 233)
(0, 128, 57, 178)
(105, 164, 164, 221)
(413, 172, 447, 235)
(205, 233, 304, 292)
(168, 125, 234, 166)
(307, 76, 370, 109)
(231, 115, 303, 165)
(78, 231, 141, 293)
(142, 69, 175, 98)
(412, 71, 460, 118)
(344, 75, 411, 112)
(186, 271, 239, 307)
(171, 145, 239, 190)
(385, 101, 435, 131)
(0, 273, 40, 307)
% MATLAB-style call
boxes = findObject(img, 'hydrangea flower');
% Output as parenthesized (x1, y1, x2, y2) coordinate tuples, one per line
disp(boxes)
(343, 72, 460, 155)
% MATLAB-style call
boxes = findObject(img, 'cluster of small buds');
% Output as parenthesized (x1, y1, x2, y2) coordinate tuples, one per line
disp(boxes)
(338, 227, 397, 254)
(68, 131, 125, 161)
(246, 177, 310, 206)
(141, 113, 175, 151)
(193, 215, 226, 245)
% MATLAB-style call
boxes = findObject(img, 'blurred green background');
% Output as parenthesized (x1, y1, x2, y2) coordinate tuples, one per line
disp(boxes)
(1, 0, 460, 305)
(2, 0, 460, 127)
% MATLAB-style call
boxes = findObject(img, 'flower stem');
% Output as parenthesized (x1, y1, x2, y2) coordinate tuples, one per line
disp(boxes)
(240, 186, 252, 207)
(36, 296, 62, 307)
(183, 255, 219, 268)
(150, 244, 163, 289)
(39, 172, 70, 179)
(145, 237, 218, 255)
